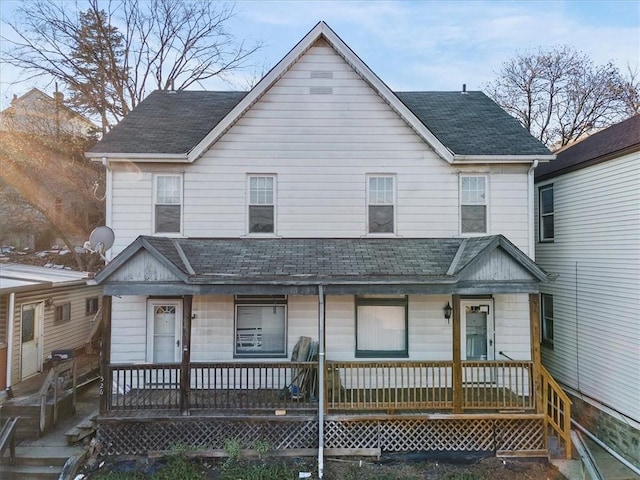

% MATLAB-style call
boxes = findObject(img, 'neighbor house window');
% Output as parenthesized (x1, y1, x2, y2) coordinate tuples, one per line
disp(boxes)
(356, 296, 408, 358)
(154, 174, 182, 234)
(539, 185, 554, 241)
(55, 303, 71, 324)
(86, 297, 99, 315)
(541, 294, 554, 347)
(460, 175, 487, 234)
(248, 175, 275, 233)
(368, 176, 395, 233)
(235, 296, 287, 357)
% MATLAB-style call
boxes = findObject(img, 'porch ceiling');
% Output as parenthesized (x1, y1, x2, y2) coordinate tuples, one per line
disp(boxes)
(93, 236, 548, 295)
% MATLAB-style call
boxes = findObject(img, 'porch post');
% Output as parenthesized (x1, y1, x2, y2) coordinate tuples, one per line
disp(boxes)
(99, 295, 112, 416)
(317, 285, 325, 479)
(529, 293, 543, 414)
(180, 295, 193, 415)
(452, 294, 463, 414)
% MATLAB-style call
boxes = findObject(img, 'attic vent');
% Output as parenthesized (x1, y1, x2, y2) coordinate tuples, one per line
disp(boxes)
(310, 71, 333, 79)
(310, 86, 333, 95)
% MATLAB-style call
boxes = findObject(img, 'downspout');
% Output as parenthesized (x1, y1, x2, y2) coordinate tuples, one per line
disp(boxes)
(528, 159, 539, 259)
(5, 292, 15, 396)
(103, 157, 113, 261)
(317, 285, 325, 479)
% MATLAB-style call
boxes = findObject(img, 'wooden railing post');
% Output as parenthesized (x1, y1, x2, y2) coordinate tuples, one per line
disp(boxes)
(100, 295, 112, 416)
(529, 293, 543, 414)
(180, 295, 193, 415)
(452, 295, 463, 413)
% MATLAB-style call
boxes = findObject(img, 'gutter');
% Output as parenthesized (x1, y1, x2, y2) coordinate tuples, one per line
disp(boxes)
(5, 293, 15, 395)
(317, 285, 325, 479)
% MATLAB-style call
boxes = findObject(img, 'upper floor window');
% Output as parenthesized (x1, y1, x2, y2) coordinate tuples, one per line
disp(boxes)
(154, 175, 182, 234)
(248, 175, 275, 233)
(86, 297, 100, 315)
(541, 293, 554, 347)
(460, 175, 487, 234)
(539, 185, 554, 242)
(368, 176, 395, 234)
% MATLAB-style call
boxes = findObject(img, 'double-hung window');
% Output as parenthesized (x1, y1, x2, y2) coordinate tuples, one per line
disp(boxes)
(235, 296, 287, 357)
(368, 176, 395, 234)
(55, 302, 71, 324)
(460, 175, 487, 234)
(539, 185, 554, 241)
(541, 294, 554, 347)
(154, 175, 182, 234)
(356, 296, 408, 358)
(248, 175, 275, 233)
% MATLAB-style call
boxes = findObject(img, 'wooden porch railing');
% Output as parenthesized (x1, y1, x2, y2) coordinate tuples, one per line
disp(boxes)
(39, 358, 77, 433)
(105, 360, 538, 414)
(541, 365, 572, 459)
(107, 361, 317, 412)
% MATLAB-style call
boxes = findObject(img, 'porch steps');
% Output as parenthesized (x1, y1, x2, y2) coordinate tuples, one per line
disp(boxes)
(0, 445, 82, 480)
(0, 393, 75, 440)
(64, 410, 98, 444)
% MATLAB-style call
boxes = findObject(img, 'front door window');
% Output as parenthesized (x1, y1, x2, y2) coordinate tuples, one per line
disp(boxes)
(461, 302, 494, 361)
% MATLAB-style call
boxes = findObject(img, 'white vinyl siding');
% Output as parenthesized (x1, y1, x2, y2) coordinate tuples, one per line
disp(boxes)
(536, 151, 640, 422)
(108, 42, 531, 256)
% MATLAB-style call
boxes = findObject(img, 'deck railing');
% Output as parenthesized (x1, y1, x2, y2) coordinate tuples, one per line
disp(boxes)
(107, 361, 317, 412)
(541, 365, 572, 459)
(106, 360, 537, 414)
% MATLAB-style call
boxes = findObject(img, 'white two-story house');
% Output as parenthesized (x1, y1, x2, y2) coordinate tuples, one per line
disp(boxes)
(86, 22, 567, 471)
(535, 115, 640, 469)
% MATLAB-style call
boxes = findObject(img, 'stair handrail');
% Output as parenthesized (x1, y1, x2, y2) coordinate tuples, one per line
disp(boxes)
(38, 358, 77, 434)
(540, 365, 572, 459)
(0, 417, 20, 464)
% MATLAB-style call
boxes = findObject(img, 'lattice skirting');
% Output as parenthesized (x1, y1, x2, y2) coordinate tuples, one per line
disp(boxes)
(97, 417, 544, 456)
(324, 418, 545, 453)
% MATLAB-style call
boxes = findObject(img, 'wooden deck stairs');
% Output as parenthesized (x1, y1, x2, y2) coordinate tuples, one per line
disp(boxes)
(0, 444, 83, 480)
(64, 410, 98, 444)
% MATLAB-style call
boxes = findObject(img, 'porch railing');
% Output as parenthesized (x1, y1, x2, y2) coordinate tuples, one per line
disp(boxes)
(105, 360, 536, 414)
(541, 365, 572, 459)
(107, 361, 317, 412)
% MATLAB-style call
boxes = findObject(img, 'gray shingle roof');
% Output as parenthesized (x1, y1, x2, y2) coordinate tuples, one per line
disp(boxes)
(96, 235, 547, 287)
(395, 91, 551, 156)
(535, 115, 640, 181)
(89, 90, 551, 157)
(91, 91, 247, 154)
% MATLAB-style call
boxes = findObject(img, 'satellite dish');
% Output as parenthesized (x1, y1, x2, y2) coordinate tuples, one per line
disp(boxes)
(89, 226, 115, 255)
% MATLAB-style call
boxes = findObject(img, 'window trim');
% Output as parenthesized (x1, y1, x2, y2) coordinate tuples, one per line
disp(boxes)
(366, 174, 396, 235)
(86, 297, 99, 315)
(539, 184, 555, 242)
(541, 293, 554, 348)
(460, 174, 489, 235)
(54, 302, 71, 325)
(247, 174, 277, 235)
(234, 296, 288, 358)
(153, 174, 183, 235)
(355, 296, 408, 358)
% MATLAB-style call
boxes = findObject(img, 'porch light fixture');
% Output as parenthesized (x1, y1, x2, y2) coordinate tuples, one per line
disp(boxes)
(443, 302, 453, 322)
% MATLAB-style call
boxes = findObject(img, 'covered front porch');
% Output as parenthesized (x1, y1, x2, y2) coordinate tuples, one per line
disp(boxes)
(92, 235, 571, 460)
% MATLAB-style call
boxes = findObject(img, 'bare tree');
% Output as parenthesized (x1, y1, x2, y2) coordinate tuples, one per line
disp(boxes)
(620, 65, 640, 117)
(2, 0, 261, 131)
(485, 46, 634, 149)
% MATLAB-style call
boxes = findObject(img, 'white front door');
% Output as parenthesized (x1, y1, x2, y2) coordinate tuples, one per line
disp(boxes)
(21, 302, 43, 379)
(461, 300, 495, 361)
(147, 300, 182, 362)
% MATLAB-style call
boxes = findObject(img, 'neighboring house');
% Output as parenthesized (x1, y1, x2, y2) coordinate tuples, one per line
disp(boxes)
(0, 264, 103, 394)
(535, 115, 640, 467)
(0, 88, 95, 138)
(85, 22, 567, 469)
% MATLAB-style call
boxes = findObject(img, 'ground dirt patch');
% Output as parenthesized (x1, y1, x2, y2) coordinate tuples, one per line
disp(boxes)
(83, 454, 567, 480)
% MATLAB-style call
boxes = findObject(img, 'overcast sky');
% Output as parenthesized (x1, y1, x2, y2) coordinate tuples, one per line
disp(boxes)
(1, 0, 638, 110)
